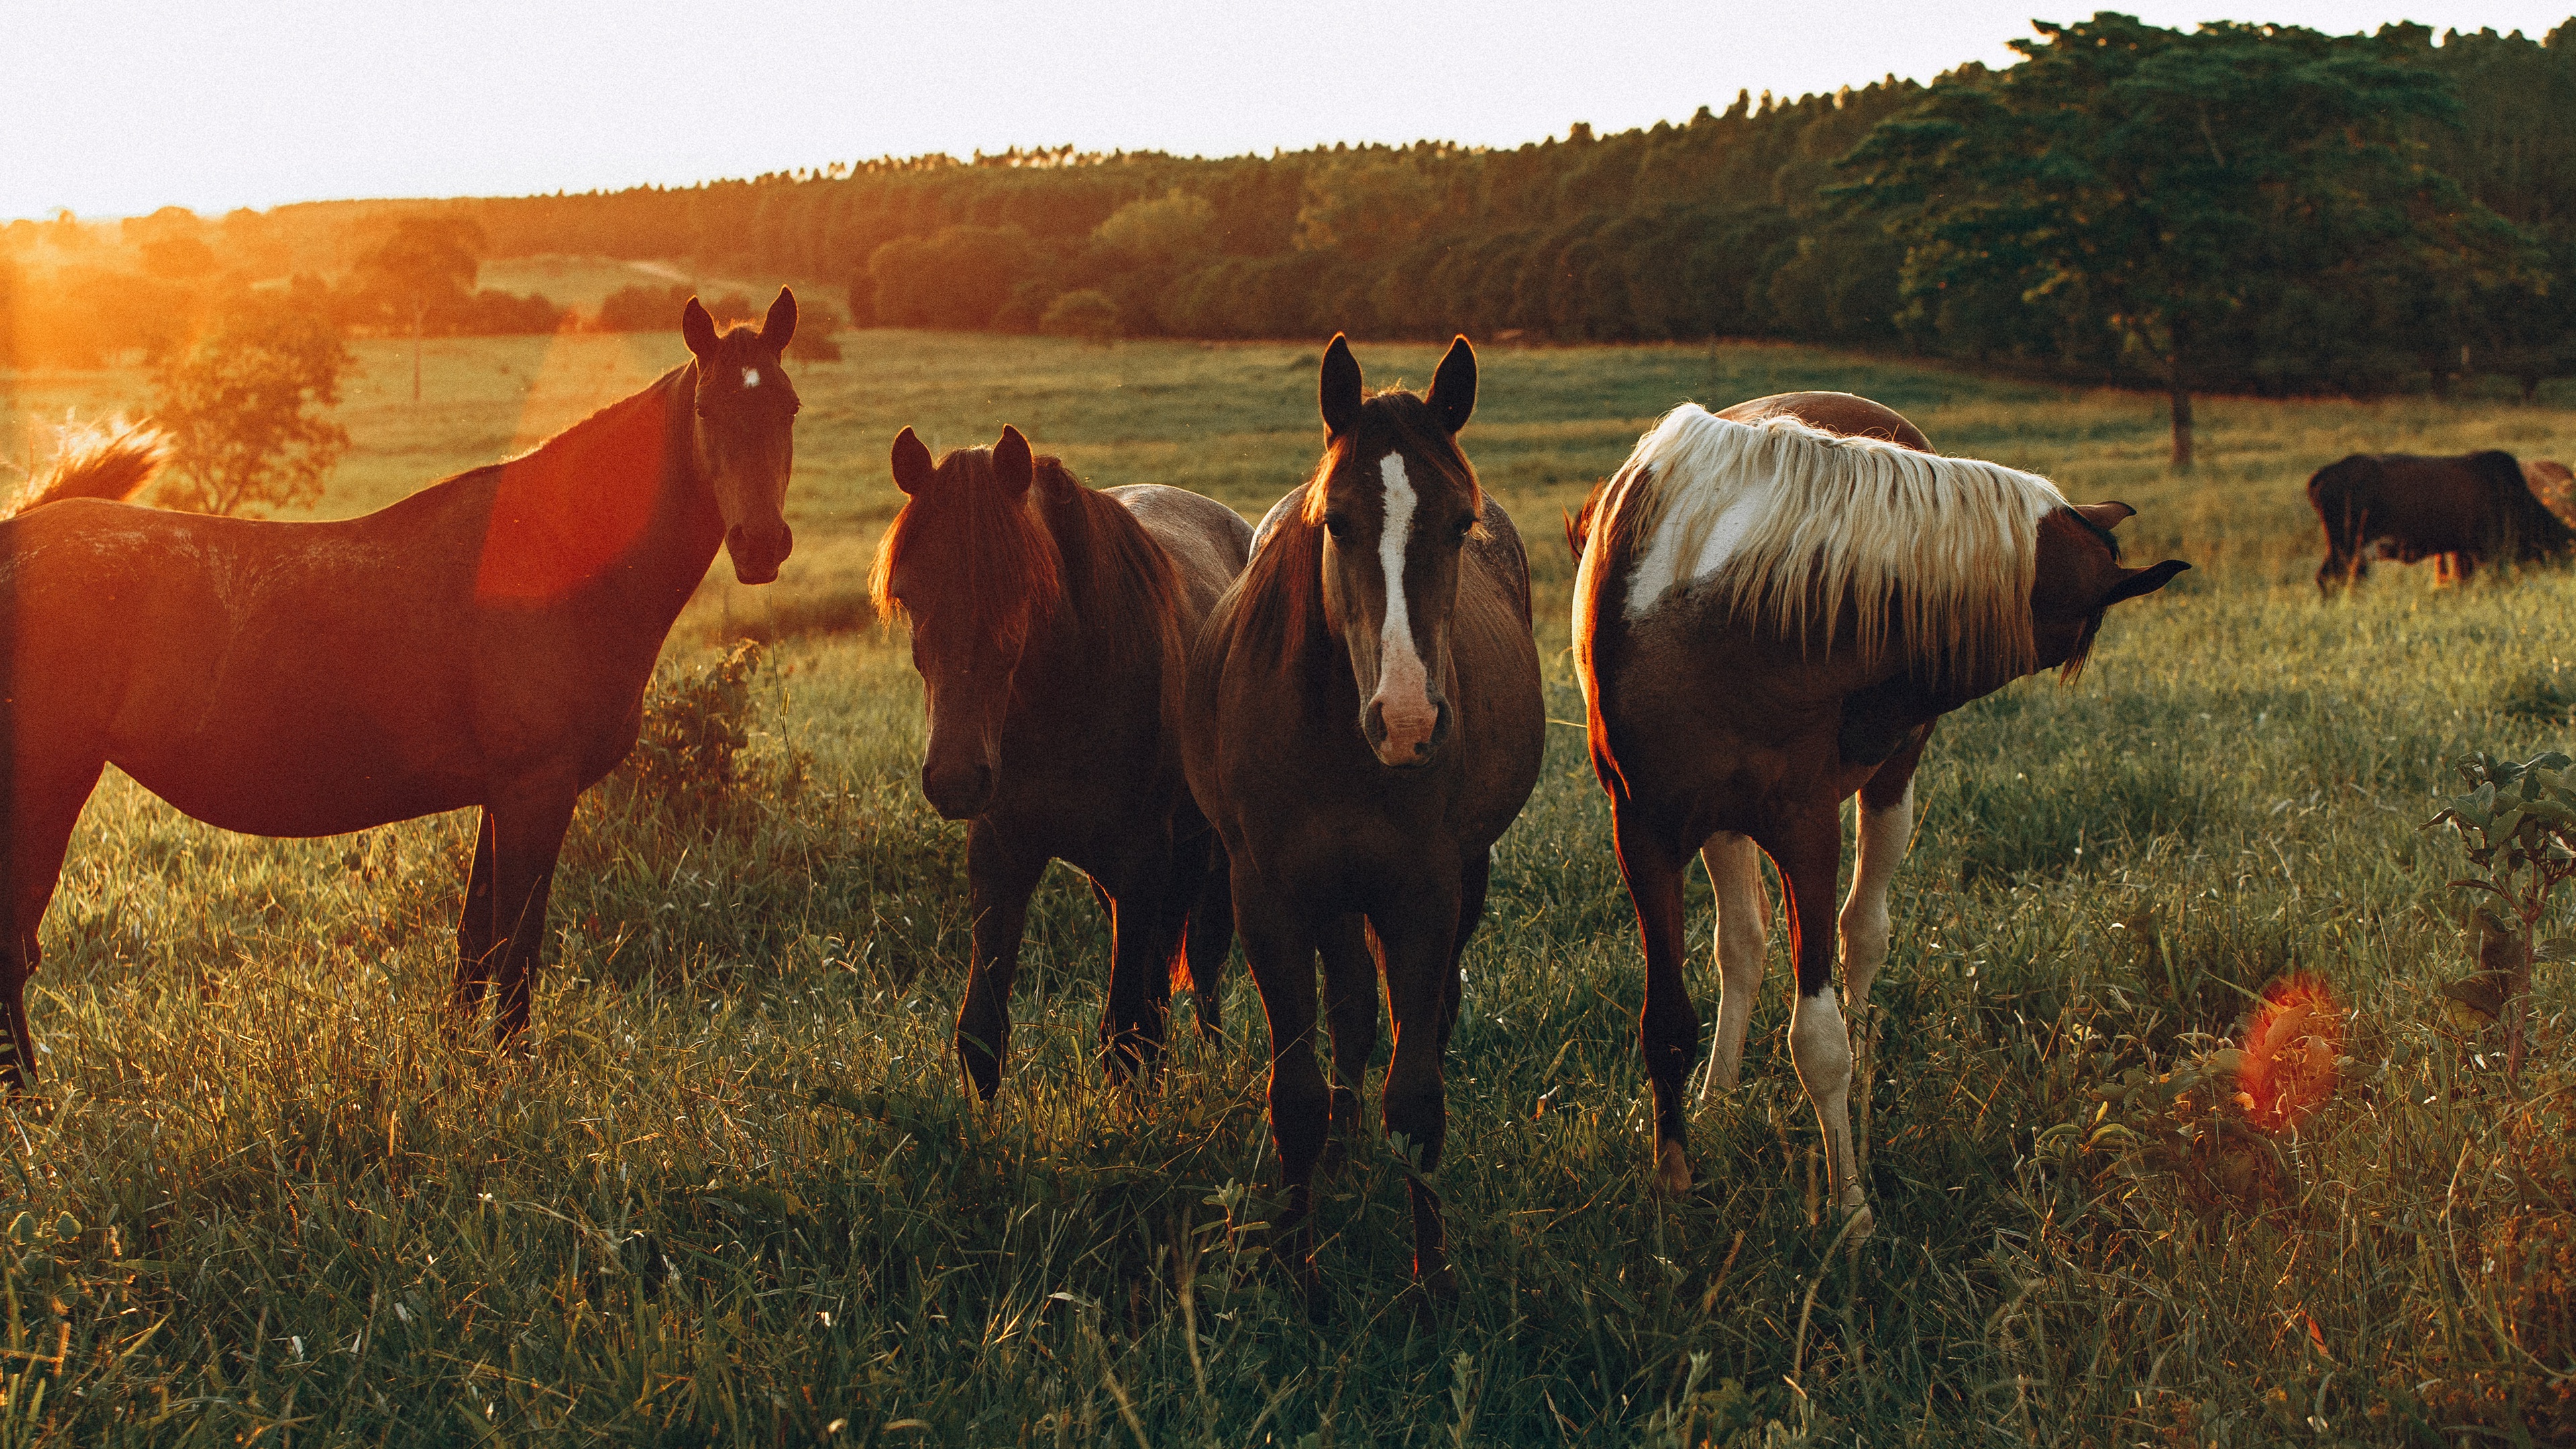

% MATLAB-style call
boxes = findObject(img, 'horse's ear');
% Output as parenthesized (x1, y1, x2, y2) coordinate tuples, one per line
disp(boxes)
(682, 297, 718, 361)
(761, 287, 797, 351)
(2074, 500, 2137, 531)
(1428, 335, 1477, 434)
(1320, 334, 1363, 439)
(891, 426, 934, 495)
(2102, 558, 2190, 607)
(994, 425, 1035, 498)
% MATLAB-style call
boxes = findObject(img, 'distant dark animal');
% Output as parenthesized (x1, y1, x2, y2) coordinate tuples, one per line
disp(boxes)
(7, 418, 169, 517)
(2308, 451, 2574, 591)
(1568, 390, 2186, 1236)
(872, 425, 1250, 1093)
(0, 290, 802, 1086)
(1184, 335, 1544, 1301)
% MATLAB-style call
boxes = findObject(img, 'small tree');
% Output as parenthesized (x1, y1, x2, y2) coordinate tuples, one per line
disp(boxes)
(349, 215, 482, 402)
(1038, 289, 1120, 342)
(152, 295, 352, 517)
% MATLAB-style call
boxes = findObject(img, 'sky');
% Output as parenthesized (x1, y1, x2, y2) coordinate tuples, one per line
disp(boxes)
(5, 1, 2571, 221)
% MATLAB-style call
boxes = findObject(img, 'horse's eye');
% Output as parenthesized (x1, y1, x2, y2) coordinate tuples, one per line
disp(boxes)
(1451, 516, 1475, 541)
(1323, 513, 1350, 541)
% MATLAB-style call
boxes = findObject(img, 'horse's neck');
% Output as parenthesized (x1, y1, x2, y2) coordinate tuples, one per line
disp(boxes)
(1020, 492, 1169, 696)
(485, 366, 722, 624)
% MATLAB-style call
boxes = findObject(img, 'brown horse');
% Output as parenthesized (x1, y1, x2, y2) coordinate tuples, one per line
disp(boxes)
(1185, 336, 1544, 1299)
(873, 425, 1249, 1094)
(1570, 391, 2186, 1235)
(0, 290, 802, 1084)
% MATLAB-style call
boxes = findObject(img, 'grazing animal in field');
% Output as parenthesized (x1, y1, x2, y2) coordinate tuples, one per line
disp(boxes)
(873, 425, 1250, 1093)
(0, 291, 802, 1085)
(1568, 391, 2186, 1235)
(2308, 450, 2574, 591)
(1184, 335, 1544, 1300)
(7, 418, 170, 517)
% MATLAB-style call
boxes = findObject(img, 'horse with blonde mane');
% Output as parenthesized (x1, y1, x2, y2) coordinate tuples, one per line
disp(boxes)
(874, 425, 1250, 1094)
(0, 292, 801, 1085)
(1569, 391, 2187, 1235)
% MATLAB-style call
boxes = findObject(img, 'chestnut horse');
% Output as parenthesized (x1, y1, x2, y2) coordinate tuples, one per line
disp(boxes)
(874, 425, 1250, 1094)
(0, 291, 802, 1084)
(1570, 391, 2186, 1235)
(1185, 336, 1544, 1299)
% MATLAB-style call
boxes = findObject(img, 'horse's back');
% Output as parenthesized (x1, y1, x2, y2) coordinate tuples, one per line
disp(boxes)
(1718, 392, 1933, 453)
(1107, 484, 1252, 620)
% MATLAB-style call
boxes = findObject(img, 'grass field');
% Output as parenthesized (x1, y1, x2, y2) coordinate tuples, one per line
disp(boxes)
(0, 325, 2572, 1445)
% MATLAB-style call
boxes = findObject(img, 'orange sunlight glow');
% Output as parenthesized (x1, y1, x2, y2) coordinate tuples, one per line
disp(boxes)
(475, 331, 668, 603)
(2235, 975, 2345, 1133)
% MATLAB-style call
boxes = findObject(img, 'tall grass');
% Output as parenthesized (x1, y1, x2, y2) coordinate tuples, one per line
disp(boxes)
(0, 330, 2569, 1442)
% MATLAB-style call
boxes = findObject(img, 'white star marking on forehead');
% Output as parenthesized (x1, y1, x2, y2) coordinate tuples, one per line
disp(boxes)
(742, 368, 761, 388)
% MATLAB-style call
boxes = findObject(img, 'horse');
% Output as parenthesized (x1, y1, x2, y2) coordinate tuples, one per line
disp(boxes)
(2308, 450, 2574, 590)
(873, 424, 1249, 1093)
(1568, 390, 2187, 1235)
(1183, 335, 1544, 1300)
(0, 290, 802, 1085)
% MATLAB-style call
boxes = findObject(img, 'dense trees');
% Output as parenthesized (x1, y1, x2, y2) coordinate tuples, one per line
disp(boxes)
(6, 17, 2572, 407)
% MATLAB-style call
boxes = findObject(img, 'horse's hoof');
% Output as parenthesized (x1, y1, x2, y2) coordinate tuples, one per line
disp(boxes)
(1653, 1138, 1693, 1195)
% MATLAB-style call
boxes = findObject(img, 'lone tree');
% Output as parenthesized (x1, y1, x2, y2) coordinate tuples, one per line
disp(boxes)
(1840, 15, 2512, 468)
(350, 215, 482, 403)
(152, 294, 352, 517)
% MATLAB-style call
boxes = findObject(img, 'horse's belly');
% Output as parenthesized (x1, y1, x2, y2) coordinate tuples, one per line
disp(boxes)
(115, 740, 479, 839)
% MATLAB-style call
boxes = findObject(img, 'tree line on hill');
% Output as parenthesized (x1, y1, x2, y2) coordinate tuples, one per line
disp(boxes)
(5, 15, 2571, 431)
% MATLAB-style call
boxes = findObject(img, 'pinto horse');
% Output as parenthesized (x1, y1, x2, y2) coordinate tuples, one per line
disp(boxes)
(874, 425, 1250, 1094)
(1185, 336, 1544, 1298)
(1570, 391, 2186, 1234)
(0, 290, 801, 1084)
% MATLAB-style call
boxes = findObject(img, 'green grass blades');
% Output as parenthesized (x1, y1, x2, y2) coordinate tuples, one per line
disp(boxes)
(0, 328, 2572, 1443)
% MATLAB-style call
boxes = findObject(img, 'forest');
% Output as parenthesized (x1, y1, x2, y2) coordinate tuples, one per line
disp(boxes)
(4, 17, 2573, 405)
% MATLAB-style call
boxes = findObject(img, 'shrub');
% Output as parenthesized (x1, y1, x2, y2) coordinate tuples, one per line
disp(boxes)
(609, 641, 804, 829)
(1037, 288, 1120, 341)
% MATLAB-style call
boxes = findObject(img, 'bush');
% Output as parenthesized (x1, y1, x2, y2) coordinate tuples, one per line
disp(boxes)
(609, 641, 804, 830)
(593, 282, 695, 332)
(1037, 288, 1120, 341)
(150, 294, 351, 516)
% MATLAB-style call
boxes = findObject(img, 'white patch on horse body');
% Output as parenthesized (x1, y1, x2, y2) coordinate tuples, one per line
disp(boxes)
(742, 368, 761, 388)
(1372, 453, 1434, 745)
(1625, 478, 1774, 616)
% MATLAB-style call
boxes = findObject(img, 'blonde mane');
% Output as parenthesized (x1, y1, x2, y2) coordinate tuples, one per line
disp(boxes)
(1595, 404, 2065, 685)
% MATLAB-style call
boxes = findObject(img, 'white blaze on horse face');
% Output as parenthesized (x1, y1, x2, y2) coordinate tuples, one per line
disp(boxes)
(1625, 477, 1774, 617)
(1371, 453, 1437, 761)
(742, 368, 761, 388)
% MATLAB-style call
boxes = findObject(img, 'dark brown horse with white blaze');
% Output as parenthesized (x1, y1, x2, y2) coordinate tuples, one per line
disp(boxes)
(1185, 335, 1544, 1300)
(1570, 391, 2186, 1236)
(874, 425, 1250, 1095)
(0, 290, 801, 1085)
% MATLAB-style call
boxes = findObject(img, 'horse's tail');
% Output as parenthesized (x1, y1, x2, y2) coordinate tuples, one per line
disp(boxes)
(11, 417, 170, 519)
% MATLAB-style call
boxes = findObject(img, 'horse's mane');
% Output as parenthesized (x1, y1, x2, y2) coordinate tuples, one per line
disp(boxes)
(869, 448, 1180, 671)
(1597, 404, 2065, 685)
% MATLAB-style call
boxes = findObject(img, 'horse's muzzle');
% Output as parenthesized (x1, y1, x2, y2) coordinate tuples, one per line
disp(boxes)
(1362, 697, 1452, 769)
(922, 761, 996, 820)
(726, 522, 794, 585)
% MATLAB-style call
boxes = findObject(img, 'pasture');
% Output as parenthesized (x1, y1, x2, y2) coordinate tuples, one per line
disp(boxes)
(0, 327, 2571, 1444)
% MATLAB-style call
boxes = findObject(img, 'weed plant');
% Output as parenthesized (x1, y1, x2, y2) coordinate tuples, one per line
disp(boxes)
(0, 330, 2569, 1443)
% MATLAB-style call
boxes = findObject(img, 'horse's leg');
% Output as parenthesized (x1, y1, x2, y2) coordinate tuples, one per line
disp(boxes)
(1315, 912, 1377, 1157)
(449, 809, 498, 1026)
(1698, 833, 1770, 1094)
(1234, 875, 1326, 1307)
(1440, 847, 1493, 1051)
(1615, 806, 1699, 1193)
(957, 819, 1044, 1101)
(1099, 849, 1181, 1085)
(1375, 883, 1464, 1297)
(0, 758, 104, 1092)
(1763, 806, 1873, 1236)
(1842, 735, 1926, 1176)
(486, 778, 579, 1050)
(1182, 835, 1232, 1040)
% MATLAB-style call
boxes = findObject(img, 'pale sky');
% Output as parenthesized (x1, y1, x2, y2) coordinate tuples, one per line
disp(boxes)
(5, 1, 2571, 221)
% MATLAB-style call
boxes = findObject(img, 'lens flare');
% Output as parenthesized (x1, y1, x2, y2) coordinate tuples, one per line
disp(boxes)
(2235, 974, 2343, 1132)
